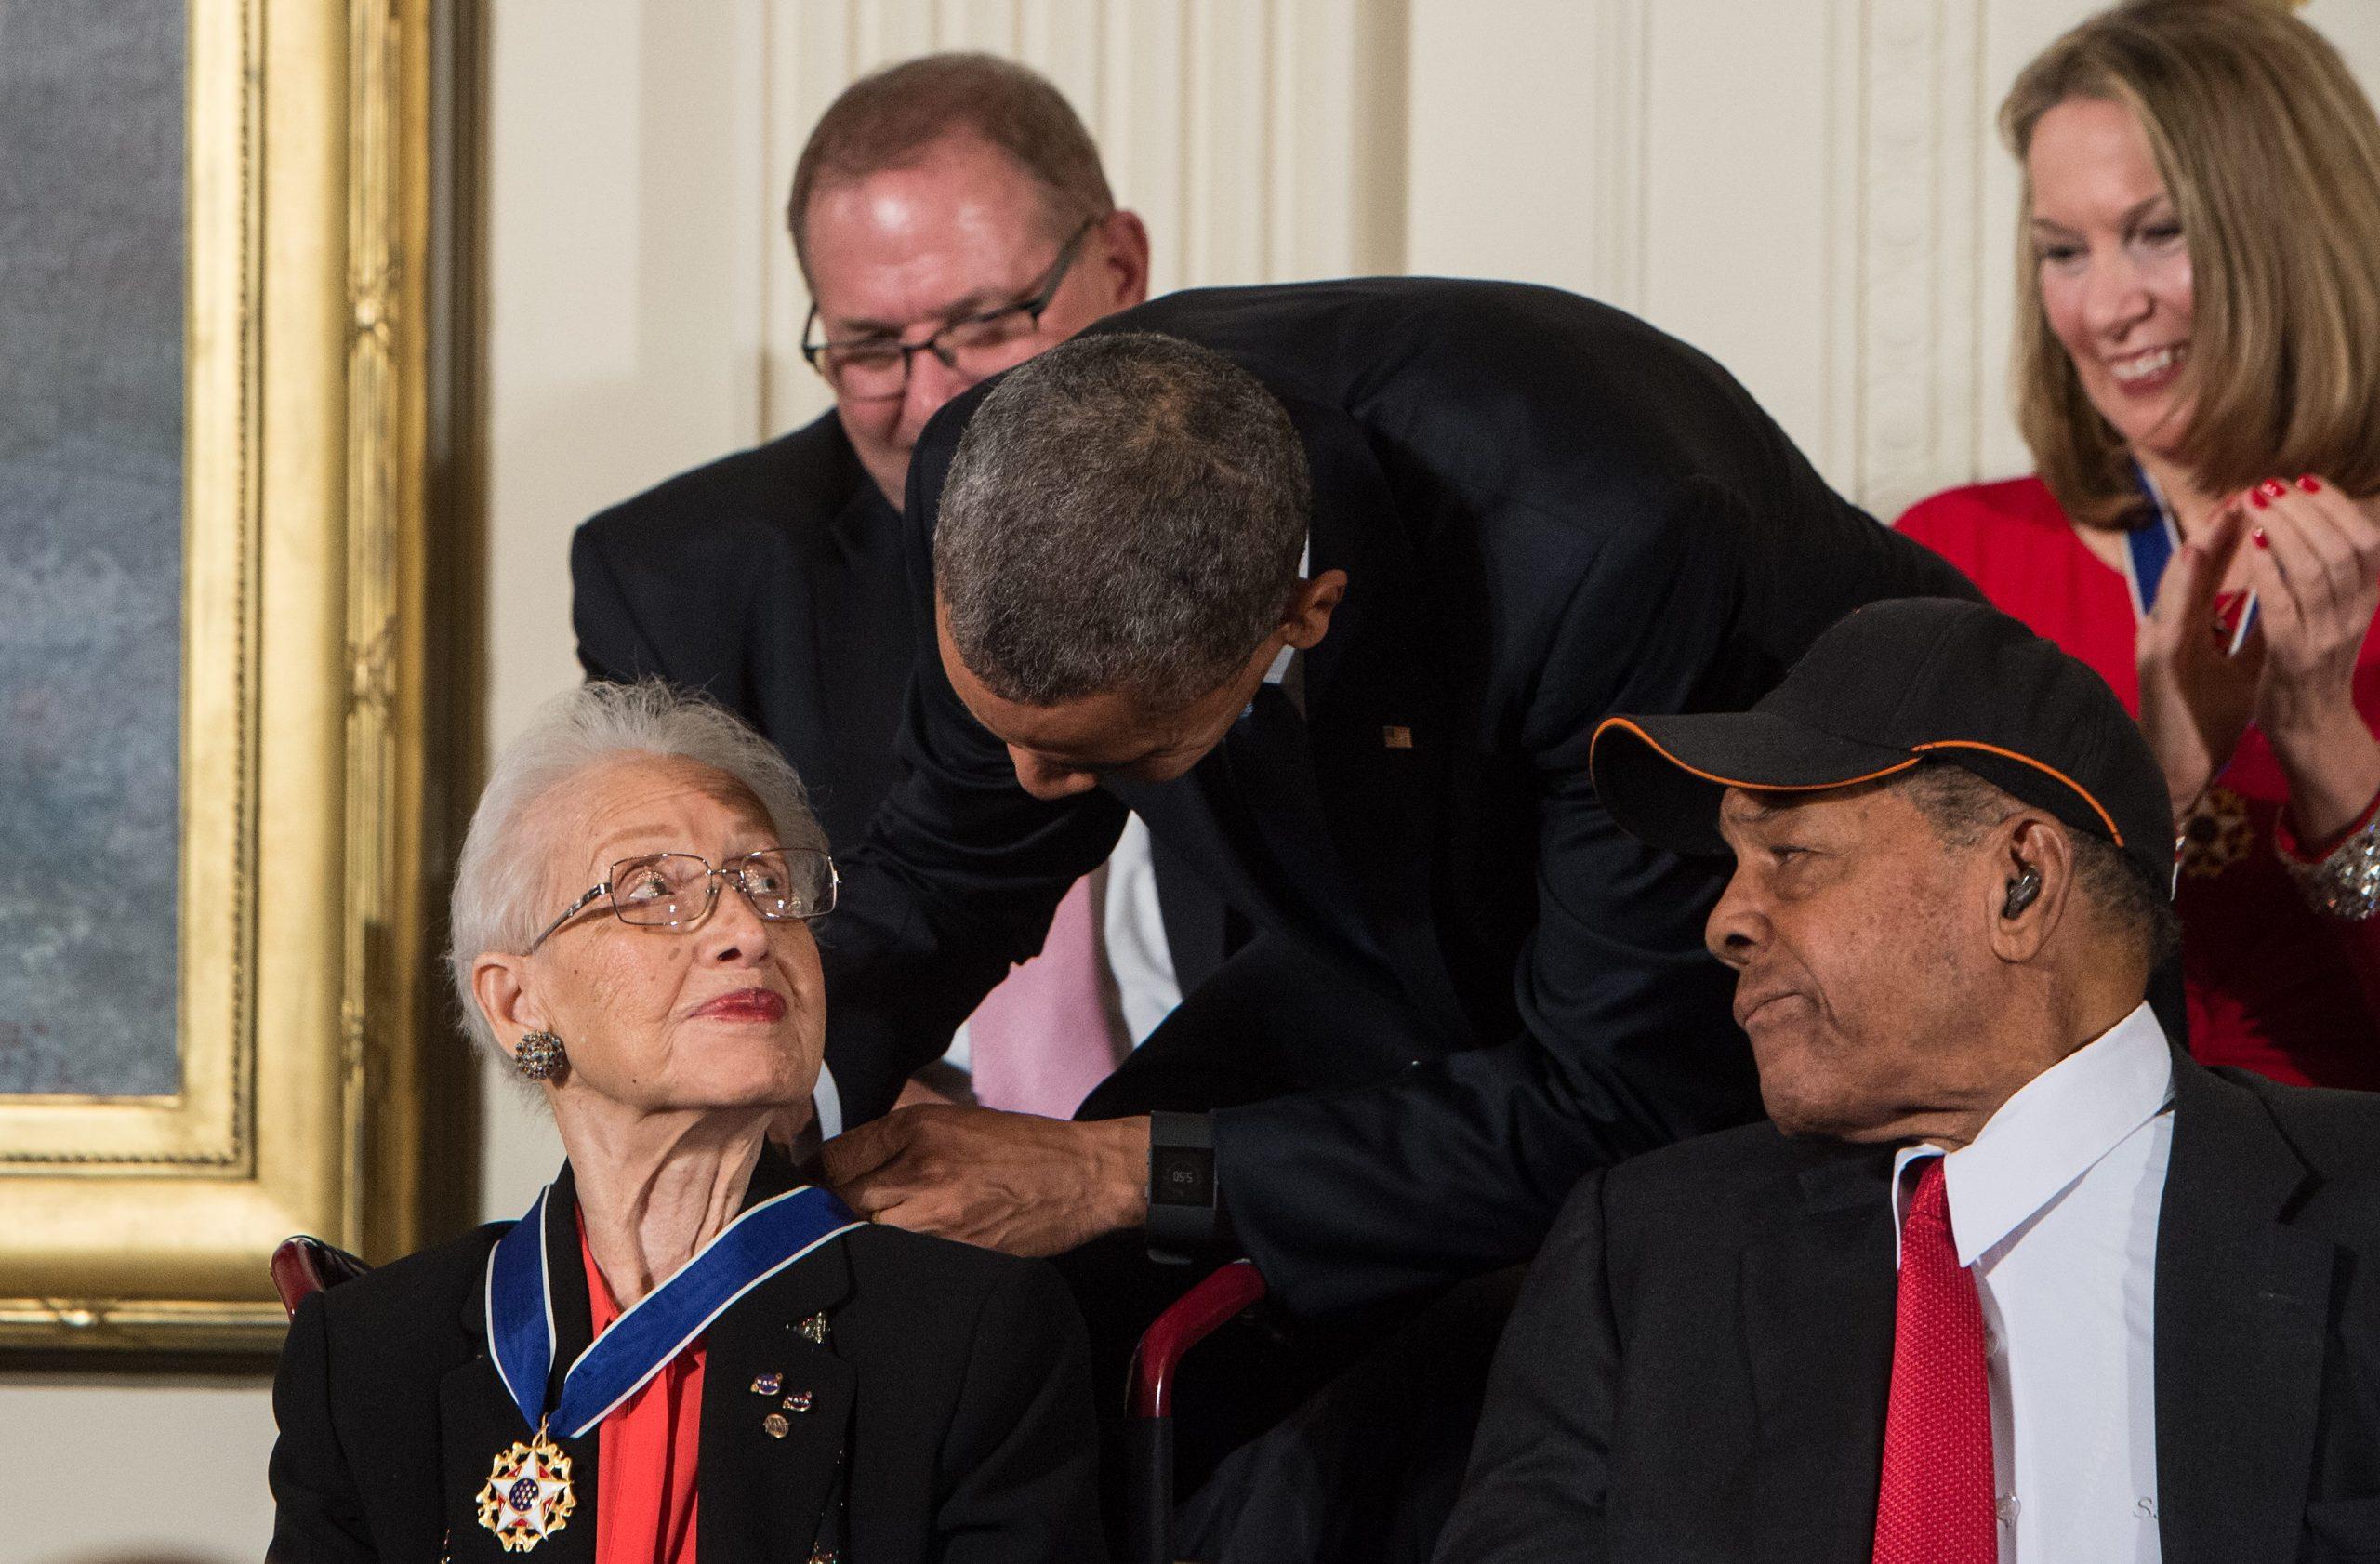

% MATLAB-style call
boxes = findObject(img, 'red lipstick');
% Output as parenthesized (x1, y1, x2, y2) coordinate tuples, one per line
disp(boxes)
(691, 987, 787, 1023)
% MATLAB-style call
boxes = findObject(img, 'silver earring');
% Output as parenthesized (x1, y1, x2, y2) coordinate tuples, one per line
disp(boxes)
(515, 1031, 567, 1080)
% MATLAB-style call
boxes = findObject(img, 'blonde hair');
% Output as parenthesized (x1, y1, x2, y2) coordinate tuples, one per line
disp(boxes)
(2003, 0, 2380, 527)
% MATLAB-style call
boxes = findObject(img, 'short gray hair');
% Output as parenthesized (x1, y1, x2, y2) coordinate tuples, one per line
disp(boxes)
(934, 331, 1311, 709)
(446, 680, 826, 1058)
(1899, 762, 2180, 970)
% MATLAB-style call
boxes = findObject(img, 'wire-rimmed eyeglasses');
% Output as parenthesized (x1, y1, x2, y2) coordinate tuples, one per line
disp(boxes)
(526, 848, 839, 953)
(800, 219, 1095, 401)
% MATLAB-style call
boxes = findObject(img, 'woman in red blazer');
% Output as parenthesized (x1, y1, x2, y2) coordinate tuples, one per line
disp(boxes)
(1899, 0, 2380, 1090)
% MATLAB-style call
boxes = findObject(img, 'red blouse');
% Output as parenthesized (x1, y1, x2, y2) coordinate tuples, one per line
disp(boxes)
(579, 1217, 705, 1564)
(1898, 476, 2380, 1090)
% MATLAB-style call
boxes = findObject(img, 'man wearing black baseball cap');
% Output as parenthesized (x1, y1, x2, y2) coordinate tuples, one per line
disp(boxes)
(1436, 597, 2380, 1564)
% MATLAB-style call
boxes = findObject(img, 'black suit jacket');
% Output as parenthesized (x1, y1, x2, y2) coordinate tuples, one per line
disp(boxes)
(1436, 1050, 2380, 1564)
(267, 1153, 1104, 1564)
(816, 278, 1978, 1314)
(573, 413, 1233, 986)
(572, 414, 914, 853)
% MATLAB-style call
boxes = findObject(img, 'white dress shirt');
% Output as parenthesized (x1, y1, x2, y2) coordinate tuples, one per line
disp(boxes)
(1100, 815, 1183, 1045)
(1890, 1001, 2175, 1564)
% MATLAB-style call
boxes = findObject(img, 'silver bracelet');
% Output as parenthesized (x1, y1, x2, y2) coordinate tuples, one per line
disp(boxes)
(2280, 807, 2380, 921)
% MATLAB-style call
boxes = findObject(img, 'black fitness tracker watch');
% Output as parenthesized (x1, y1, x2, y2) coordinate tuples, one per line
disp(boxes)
(1145, 1109, 1217, 1263)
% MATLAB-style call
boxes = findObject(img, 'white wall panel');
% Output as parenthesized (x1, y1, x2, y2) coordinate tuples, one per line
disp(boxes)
(1408, 0, 2380, 517)
(1642, 3, 1839, 469)
(1404, 0, 1612, 295)
(481, 0, 769, 751)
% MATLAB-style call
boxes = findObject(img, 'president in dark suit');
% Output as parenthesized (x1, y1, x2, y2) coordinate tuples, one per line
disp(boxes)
(813, 280, 1976, 1318)
(1439, 598, 2380, 1564)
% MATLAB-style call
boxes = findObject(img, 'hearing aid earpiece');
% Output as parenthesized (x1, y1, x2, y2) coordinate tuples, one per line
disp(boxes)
(2003, 869, 2043, 919)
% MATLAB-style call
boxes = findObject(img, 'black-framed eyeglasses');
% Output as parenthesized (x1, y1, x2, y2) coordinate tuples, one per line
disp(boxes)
(527, 848, 839, 953)
(800, 219, 1096, 401)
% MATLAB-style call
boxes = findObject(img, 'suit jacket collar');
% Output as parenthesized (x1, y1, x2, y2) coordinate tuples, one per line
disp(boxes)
(443, 1147, 859, 1564)
(1735, 1140, 1900, 1560)
(2153, 1047, 2332, 1564)
(693, 1191, 858, 1563)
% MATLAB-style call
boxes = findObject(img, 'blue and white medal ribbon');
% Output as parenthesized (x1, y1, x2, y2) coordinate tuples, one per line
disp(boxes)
(2122, 462, 2184, 621)
(484, 1181, 864, 1439)
(2126, 460, 2258, 651)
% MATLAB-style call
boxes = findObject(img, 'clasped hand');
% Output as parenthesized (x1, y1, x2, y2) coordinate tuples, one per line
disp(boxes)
(817, 1104, 1151, 1257)
(2137, 476, 2380, 833)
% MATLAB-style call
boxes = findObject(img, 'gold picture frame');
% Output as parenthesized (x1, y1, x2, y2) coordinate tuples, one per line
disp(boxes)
(0, 0, 447, 1352)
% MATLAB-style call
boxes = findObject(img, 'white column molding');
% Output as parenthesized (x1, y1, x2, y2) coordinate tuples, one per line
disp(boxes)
(1588, 0, 1652, 312)
(1844, 0, 1992, 518)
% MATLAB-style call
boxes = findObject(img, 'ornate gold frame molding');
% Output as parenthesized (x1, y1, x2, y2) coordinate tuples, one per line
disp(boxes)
(0, 0, 443, 1352)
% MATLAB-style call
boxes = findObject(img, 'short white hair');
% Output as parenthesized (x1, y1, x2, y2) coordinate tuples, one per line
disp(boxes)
(446, 679, 827, 1058)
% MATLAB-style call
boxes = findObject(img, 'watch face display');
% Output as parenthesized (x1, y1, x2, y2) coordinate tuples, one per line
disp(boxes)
(1152, 1145, 1216, 1208)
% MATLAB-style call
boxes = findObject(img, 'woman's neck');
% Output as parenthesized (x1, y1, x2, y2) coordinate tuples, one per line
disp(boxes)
(556, 1103, 770, 1307)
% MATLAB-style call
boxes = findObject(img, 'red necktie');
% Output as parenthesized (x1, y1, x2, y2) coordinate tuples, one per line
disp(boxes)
(966, 875, 1127, 1119)
(1871, 1158, 1997, 1564)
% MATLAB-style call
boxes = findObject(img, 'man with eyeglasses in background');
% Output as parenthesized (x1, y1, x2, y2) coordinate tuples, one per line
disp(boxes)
(575, 53, 1222, 1130)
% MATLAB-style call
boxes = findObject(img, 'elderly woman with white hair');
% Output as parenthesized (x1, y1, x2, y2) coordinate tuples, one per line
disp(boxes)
(266, 681, 1104, 1564)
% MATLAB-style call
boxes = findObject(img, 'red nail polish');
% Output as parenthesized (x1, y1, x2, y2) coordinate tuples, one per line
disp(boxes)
(2251, 489, 2270, 510)
(2298, 474, 2323, 493)
(2257, 478, 2288, 500)
(2252, 526, 2269, 549)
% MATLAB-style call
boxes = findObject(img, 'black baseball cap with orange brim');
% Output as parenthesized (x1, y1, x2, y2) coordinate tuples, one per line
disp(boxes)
(1589, 597, 2175, 895)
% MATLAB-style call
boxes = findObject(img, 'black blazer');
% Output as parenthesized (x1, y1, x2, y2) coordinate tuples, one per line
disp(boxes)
(267, 1153, 1105, 1563)
(572, 414, 914, 854)
(1436, 1050, 2380, 1564)
(816, 278, 1979, 1315)
(573, 412, 1234, 987)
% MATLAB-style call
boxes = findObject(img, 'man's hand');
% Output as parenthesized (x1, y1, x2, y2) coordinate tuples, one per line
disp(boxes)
(817, 1105, 1152, 1257)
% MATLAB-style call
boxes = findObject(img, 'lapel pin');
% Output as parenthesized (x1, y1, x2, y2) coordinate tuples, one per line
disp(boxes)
(763, 1412, 791, 1439)
(750, 1372, 783, 1397)
(1382, 725, 1413, 749)
(809, 1551, 840, 1564)
(782, 1389, 814, 1412)
(799, 1311, 830, 1345)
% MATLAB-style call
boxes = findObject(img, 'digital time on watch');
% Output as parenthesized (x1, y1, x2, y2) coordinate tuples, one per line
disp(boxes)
(1145, 1109, 1217, 1262)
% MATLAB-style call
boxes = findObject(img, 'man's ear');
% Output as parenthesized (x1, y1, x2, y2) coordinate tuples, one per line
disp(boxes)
(472, 951, 545, 1065)
(1279, 568, 1350, 652)
(1987, 814, 2075, 962)
(1097, 208, 1153, 310)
